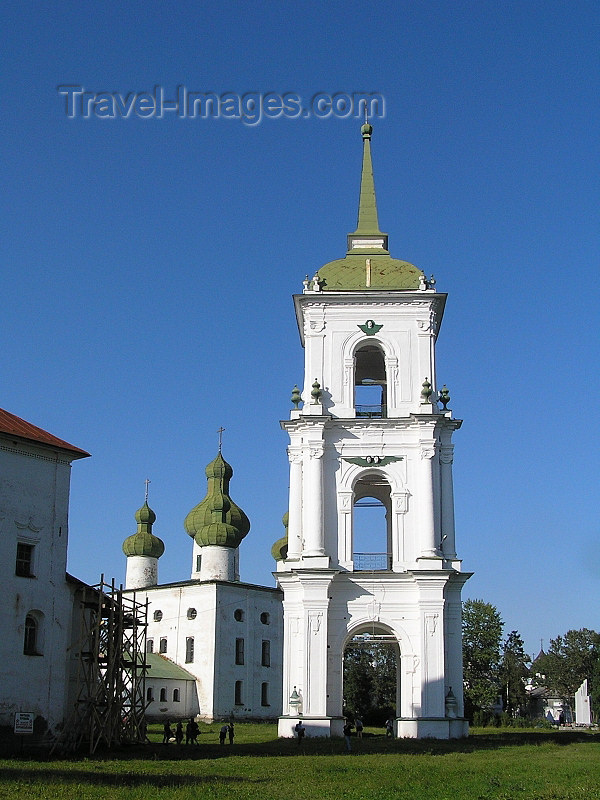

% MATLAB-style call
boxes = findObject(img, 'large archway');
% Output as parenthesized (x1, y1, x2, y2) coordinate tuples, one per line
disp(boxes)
(342, 624, 400, 726)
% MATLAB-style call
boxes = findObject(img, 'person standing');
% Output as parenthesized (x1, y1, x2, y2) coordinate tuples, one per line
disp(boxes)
(175, 721, 184, 745)
(228, 722, 235, 744)
(343, 720, 353, 752)
(294, 720, 305, 744)
(219, 723, 228, 745)
(162, 720, 173, 744)
(355, 717, 363, 738)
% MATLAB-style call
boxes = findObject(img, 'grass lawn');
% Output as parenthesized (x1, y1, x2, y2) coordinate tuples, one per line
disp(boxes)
(0, 724, 598, 800)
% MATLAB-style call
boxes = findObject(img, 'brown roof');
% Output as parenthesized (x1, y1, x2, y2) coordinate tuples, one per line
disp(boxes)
(0, 407, 90, 458)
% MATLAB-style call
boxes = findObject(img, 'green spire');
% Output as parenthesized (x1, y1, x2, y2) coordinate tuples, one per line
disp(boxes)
(353, 123, 382, 236)
(184, 452, 250, 548)
(122, 500, 165, 558)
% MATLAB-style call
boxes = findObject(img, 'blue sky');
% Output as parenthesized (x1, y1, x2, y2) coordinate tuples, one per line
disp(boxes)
(2, 1, 598, 658)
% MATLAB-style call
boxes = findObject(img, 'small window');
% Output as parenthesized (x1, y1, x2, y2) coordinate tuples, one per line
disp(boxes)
(186, 637, 194, 663)
(160, 688, 167, 702)
(234, 609, 244, 622)
(146, 687, 154, 702)
(235, 680, 243, 705)
(196, 554, 202, 572)
(260, 612, 270, 625)
(153, 610, 163, 622)
(23, 614, 39, 655)
(261, 640, 270, 667)
(235, 638, 245, 665)
(146, 639, 154, 653)
(173, 688, 180, 702)
(159, 637, 167, 654)
(261, 682, 269, 707)
(187, 608, 197, 620)
(16, 543, 34, 578)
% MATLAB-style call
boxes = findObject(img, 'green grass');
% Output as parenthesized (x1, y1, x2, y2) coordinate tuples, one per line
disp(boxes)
(1, 725, 598, 800)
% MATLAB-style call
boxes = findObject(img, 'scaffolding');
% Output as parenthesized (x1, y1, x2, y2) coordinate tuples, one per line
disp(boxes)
(52, 577, 148, 754)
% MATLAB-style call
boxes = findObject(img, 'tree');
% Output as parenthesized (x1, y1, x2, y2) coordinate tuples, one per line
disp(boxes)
(343, 641, 397, 724)
(462, 599, 503, 719)
(535, 628, 600, 702)
(590, 656, 600, 723)
(499, 630, 530, 716)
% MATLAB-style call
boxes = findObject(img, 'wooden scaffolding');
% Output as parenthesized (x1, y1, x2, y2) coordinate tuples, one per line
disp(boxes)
(53, 577, 148, 753)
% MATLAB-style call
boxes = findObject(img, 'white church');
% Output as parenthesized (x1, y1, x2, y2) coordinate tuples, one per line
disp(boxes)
(1, 123, 470, 741)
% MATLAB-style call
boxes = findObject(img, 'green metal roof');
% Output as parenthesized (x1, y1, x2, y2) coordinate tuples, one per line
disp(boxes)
(145, 652, 196, 681)
(184, 451, 250, 548)
(122, 501, 165, 558)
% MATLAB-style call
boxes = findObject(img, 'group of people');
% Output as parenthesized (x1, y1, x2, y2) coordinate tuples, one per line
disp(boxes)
(295, 715, 395, 748)
(162, 717, 200, 745)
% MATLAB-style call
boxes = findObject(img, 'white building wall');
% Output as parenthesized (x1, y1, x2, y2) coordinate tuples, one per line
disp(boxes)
(0, 436, 80, 734)
(128, 579, 282, 721)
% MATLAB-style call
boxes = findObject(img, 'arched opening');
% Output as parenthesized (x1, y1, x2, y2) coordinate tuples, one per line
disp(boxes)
(353, 474, 391, 570)
(342, 627, 400, 726)
(355, 343, 387, 417)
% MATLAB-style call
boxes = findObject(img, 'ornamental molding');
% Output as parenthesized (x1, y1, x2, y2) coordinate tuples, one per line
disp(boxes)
(15, 517, 43, 533)
(0, 443, 72, 465)
(420, 445, 436, 460)
(343, 455, 403, 467)
(287, 446, 303, 465)
(440, 445, 454, 465)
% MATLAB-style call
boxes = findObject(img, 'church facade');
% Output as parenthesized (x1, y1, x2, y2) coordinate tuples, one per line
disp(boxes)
(122, 451, 283, 723)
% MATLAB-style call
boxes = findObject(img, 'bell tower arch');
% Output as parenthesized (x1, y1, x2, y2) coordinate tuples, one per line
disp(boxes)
(275, 124, 470, 739)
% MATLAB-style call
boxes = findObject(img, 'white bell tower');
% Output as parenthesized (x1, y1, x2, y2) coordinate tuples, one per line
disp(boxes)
(275, 124, 470, 739)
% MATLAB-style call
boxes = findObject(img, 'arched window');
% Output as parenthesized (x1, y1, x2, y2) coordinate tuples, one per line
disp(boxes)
(353, 474, 391, 570)
(160, 688, 167, 702)
(173, 688, 180, 702)
(23, 614, 40, 655)
(355, 344, 386, 417)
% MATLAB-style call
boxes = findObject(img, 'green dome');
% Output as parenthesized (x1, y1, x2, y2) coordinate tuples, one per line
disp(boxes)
(184, 452, 250, 548)
(271, 511, 289, 561)
(317, 254, 423, 291)
(122, 501, 165, 558)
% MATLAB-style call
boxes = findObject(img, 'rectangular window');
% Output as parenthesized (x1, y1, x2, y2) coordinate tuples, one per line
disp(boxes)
(261, 682, 269, 707)
(185, 636, 194, 663)
(261, 640, 270, 667)
(235, 680, 243, 705)
(146, 639, 154, 653)
(159, 637, 167, 654)
(235, 637, 245, 665)
(196, 554, 202, 573)
(16, 543, 34, 577)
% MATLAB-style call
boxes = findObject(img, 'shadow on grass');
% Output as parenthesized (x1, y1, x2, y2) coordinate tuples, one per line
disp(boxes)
(0, 766, 267, 788)
(3, 730, 597, 772)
